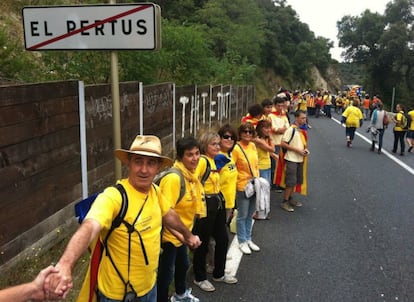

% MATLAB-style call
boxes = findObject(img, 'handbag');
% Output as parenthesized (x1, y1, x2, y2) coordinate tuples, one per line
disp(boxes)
(383, 111, 389, 126)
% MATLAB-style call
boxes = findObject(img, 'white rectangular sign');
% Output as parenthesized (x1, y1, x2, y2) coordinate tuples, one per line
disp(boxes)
(22, 3, 161, 51)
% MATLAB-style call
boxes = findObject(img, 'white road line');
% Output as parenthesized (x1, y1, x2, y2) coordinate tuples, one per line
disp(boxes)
(225, 221, 255, 276)
(331, 117, 414, 175)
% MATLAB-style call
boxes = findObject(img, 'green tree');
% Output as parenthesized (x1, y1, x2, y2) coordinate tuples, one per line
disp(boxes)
(337, 0, 414, 106)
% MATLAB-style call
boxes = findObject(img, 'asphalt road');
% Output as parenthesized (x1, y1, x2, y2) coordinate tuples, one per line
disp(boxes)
(189, 111, 414, 302)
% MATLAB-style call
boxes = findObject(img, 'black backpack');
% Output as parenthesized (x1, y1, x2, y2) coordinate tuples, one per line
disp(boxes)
(75, 183, 150, 300)
(199, 155, 211, 186)
(402, 112, 411, 130)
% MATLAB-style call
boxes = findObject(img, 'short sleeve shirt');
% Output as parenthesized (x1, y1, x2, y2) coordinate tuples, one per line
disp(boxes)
(85, 179, 169, 299)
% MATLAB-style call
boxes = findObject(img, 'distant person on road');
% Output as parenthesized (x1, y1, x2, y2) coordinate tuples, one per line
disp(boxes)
(157, 136, 206, 302)
(341, 99, 363, 148)
(0, 266, 59, 302)
(392, 103, 407, 156)
(369, 102, 387, 154)
(362, 94, 371, 120)
(323, 91, 332, 118)
(276, 110, 309, 212)
(45, 135, 201, 302)
(407, 107, 414, 153)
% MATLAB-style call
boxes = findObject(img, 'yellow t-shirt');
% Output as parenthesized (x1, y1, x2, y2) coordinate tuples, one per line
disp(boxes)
(394, 111, 406, 131)
(232, 142, 259, 191)
(196, 155, 220, 194)
(409, 110, 414, 131)
(342, 105, 363, 128)
(269, 113, 290, 145)
(298, 98, 307, 111)
(255, 139, 271, 170)
(158, 168, 205, 247)
(85, 179, 169, 299)
(218, 151, 238, 209)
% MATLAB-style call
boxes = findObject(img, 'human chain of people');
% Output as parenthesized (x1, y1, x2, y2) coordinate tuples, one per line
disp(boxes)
(1, 87, 413, 302)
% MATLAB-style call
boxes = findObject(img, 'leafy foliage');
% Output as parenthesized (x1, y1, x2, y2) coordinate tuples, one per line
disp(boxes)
(337, 0, 414, 108)
(1, 0, 335, 91)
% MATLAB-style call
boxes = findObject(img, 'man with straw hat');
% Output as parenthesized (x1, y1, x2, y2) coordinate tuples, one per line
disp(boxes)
(46, 135, 202, 302)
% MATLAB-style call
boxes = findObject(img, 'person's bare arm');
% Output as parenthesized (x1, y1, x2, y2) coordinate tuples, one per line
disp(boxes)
(163, 209, 201, 249)
(253, 137, 274, 153)
(45, 219, 101, 299)
(0, 265, 58, 302)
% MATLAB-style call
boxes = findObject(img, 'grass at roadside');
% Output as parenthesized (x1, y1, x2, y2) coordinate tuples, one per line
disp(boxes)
(0, 235, 89, 302)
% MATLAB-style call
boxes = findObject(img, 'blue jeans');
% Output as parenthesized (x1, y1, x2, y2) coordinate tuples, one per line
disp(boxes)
(98, 284, 157, 302)
(259, 169, 271, 186)
(236, 191, 256, 243)
(157, 242, 189, 302)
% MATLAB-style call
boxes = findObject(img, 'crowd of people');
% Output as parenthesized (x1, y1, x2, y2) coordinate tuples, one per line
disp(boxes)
(3, 87, 413, 302)
(289, 88, 414, 155)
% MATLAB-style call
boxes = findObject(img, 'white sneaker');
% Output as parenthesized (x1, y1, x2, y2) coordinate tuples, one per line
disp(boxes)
(212, 275, 238, 284)
(193, 279, 215, 292)
(247, 240, 260, 252)
(170, 288, 200, 302)
(239, 242, 251, 254)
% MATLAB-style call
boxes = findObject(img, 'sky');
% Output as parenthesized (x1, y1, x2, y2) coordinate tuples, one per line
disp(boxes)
(286, 0, 390, 62)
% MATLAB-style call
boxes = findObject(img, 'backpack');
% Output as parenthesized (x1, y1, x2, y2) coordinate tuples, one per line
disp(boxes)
(199, 155, 211, 186)
(281, 128, 296, 153)
(75, 183, 128, 225)
(153, 167, 186, 204)
(75, 183, 140, 302)
(400, 112, 409, 130)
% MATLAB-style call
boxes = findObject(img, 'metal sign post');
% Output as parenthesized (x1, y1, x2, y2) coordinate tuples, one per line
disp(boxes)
(22, 2, 161, 183)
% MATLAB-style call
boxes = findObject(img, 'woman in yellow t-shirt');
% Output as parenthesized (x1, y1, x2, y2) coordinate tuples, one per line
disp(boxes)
(193, 131, 237, 292)
(232, 123, 260, 255)
(157, 136, 205, 302)
(217, 124, 238, 223)
(341, 99, 363, 148)
(253, 119, 277, 219)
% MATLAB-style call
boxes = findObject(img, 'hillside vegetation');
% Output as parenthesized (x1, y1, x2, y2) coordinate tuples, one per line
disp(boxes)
(1, 1, 413, 108)
(0, 0, 338, 97)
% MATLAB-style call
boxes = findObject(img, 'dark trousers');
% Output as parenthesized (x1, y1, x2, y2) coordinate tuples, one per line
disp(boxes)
(324, 105, 331, 118)
(372, 128, 385, 151)
(346, 127, 357, 141)
(157, 242, 189, 301)
(393, 130, 406, 153)
(192, 195, 228, 281)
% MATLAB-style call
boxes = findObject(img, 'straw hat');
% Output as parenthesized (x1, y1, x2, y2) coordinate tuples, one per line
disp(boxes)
(114, 135, 173, 170)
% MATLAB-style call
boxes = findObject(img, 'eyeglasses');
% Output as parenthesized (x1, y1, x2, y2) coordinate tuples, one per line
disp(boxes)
(209, 142, 220, 147)
(242, 130, 253, 134)
(222, 134, 235, 140)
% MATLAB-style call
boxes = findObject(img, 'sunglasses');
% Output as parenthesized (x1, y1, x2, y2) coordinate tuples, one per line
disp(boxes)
(222, 134, 235, 140)
(242, 130, 253, 134)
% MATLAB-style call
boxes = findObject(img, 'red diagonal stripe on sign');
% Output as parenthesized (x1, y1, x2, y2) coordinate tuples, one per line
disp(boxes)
(28, 4, 152, 50)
